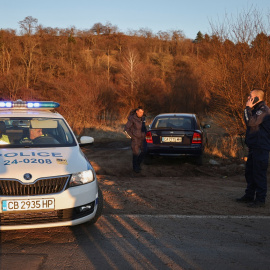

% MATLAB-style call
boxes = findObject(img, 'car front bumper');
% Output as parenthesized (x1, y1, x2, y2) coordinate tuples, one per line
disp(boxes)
(0, 181, 98, 230)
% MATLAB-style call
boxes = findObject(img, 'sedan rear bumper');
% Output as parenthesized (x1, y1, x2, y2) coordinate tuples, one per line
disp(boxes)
(147, 144, 203, 157)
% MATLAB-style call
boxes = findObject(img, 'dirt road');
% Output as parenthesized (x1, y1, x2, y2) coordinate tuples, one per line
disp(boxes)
(82, 139, 270, 217)
(1, 138, 270, 270)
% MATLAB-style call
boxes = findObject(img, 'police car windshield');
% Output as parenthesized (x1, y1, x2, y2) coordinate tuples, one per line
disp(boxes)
(0, 117, 76, 147)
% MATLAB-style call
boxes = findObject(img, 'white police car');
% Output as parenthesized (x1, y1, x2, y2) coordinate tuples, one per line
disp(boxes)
(0, 100, 103, 230)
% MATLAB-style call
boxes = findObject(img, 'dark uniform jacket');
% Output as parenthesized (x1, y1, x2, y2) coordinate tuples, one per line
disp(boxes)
(124, 109, 147, 141)
(244, 101, 270, 150)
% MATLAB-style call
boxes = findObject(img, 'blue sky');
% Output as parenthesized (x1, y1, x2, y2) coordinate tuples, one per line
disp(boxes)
(0, 0, 269, 39)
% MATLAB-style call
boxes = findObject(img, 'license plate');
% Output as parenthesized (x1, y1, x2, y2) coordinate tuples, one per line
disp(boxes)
(162, 137, 182, 143)
(2, 198, 55, 212)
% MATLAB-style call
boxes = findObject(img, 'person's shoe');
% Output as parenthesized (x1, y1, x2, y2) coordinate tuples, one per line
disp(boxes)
(133, 168, 141, 173)
(236, 196, 254, 203)
(247, 201, 265, 208)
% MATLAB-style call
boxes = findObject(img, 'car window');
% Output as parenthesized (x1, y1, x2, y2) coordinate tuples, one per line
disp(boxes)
(0, 117, 76, 148)
(153, 117, 192, 129)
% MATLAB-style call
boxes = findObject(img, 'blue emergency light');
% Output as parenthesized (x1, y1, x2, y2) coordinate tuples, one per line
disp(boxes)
(0, 102, 12, 108)
(0, 100, 60, 109)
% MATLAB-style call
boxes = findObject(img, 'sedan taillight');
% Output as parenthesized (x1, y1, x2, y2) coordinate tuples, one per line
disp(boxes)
(146, 131, 153, 143)
(192, 132, 202, 144)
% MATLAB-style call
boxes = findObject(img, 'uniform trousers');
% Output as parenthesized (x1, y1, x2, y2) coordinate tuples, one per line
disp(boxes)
(245, 148, 269, 202)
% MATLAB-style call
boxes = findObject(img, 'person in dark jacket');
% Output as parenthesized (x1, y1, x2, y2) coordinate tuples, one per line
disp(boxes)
(237, 88, 270, 207)
(124, 107, 147, 173)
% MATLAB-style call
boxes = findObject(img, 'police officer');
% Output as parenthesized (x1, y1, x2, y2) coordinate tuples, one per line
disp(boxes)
(124, 107, 147, 173)
(20, 128, 44, 144)
(237, 88, 270, 207)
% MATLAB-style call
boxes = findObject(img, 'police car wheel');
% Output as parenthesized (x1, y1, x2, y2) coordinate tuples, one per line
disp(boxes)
(88, 186, 103, 225)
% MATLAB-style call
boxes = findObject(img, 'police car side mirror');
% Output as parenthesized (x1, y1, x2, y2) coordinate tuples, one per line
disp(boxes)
(79, 136, 94, 146)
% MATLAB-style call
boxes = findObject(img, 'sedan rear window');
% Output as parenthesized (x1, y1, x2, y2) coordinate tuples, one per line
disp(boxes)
(153, 117, 193, 129)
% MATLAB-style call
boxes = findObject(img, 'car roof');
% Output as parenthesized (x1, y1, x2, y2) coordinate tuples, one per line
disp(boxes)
(0, 109, 63, 118)
(155, 113, 196, 118)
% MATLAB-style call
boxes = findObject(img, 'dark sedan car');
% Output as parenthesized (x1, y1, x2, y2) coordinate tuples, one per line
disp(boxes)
(145, 113, 210, 164)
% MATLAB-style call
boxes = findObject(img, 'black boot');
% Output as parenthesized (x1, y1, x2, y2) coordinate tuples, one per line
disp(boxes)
(236, 195, 254, 203)
(133, 154, 141, 173)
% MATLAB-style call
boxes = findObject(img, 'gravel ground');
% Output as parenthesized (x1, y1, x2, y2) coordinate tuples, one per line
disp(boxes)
(82, 139, 270, 216)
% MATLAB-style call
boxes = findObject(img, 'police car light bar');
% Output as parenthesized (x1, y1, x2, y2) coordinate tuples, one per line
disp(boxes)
(0, 100, 60, 109)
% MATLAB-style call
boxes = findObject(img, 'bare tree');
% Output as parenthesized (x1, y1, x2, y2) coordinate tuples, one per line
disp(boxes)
(18, 16, 38, 35)
(120, 49, 140, 109)
(150, 52, 173, 81)
(103, 22, 119, 35)
(210, 7, 266, 44)
(19, 36, 39, 89)
(206, 7, 270, 135)
(91, 23, 104, 35)
(0, 31, 12, 75)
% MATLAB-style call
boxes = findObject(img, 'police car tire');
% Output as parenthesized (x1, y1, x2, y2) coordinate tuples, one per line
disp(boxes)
(89, 186, 103, 225)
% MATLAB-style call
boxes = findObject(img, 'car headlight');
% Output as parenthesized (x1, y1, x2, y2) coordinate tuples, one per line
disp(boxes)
(69, 170, 96, 187)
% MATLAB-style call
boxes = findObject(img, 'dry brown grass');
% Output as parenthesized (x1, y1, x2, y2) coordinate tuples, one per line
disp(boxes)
(202, 115, 247, 160)
(204, 135, 247, 159)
